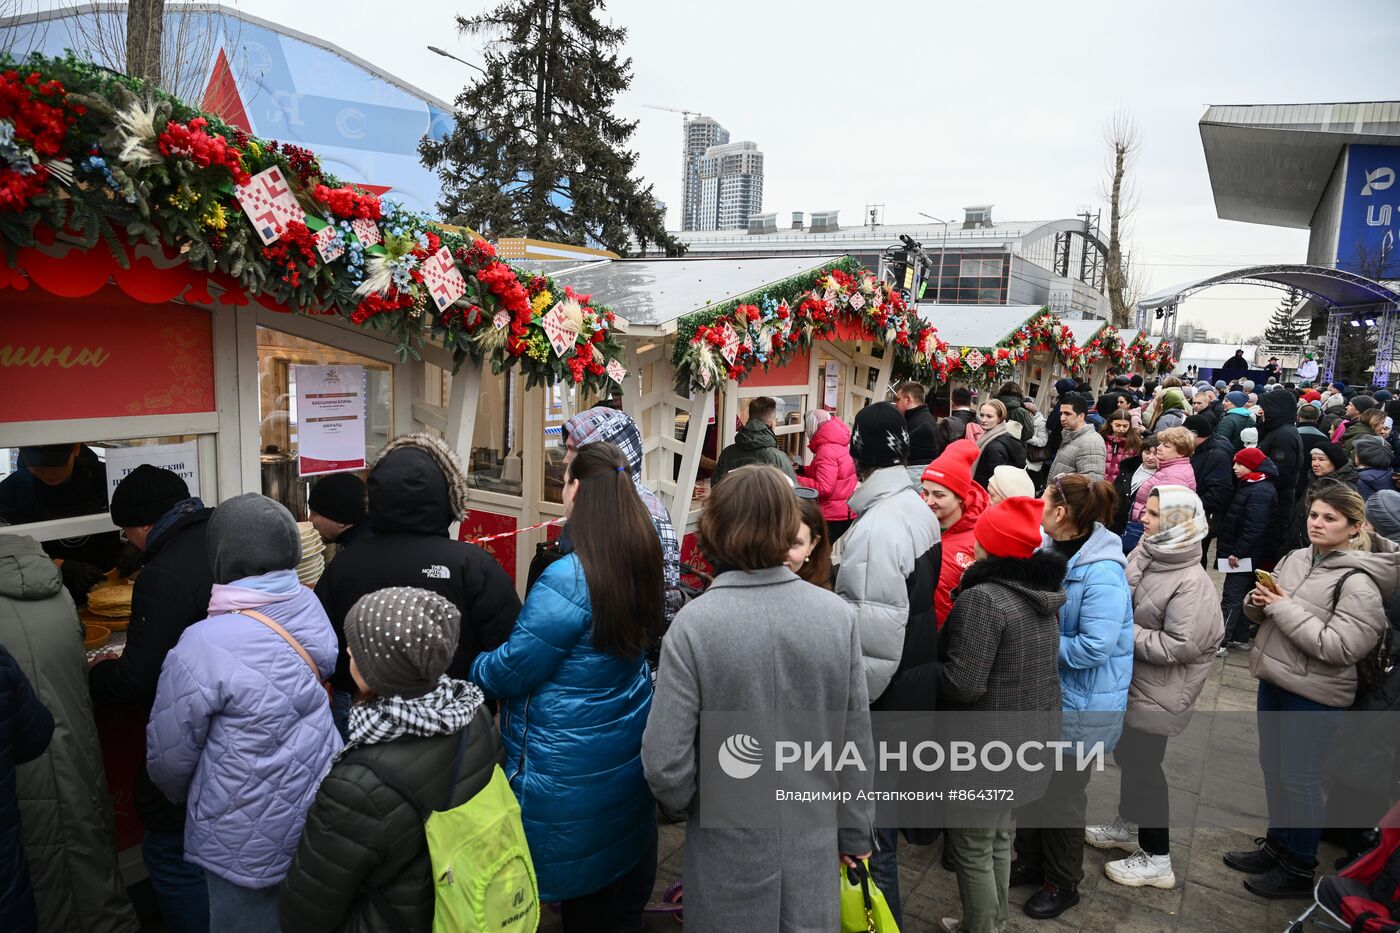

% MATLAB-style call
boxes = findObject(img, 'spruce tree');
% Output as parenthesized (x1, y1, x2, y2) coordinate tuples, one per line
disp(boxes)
(1262, 288, 1310, 346)
(420, 1, 680, 256)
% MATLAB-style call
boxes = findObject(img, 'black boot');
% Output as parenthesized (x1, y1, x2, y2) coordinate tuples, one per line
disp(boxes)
(1223, 836, 1281, 874)
(1008, 859, 1044, 888)
(941, 841, 956, 872)
(1023, 882, 1080, 920)
(1244, 855, 1316, 900)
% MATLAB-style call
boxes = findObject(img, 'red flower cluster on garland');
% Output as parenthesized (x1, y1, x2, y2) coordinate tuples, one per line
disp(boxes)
(0, 70, 82, 211)
(476, 258, 533, 354)
(352, 289, 414, 325)
(266, 140, 322, 186)
(312, 183, 381, 220)
(157, 116, 250, 185)
(260, 220, 319, 289)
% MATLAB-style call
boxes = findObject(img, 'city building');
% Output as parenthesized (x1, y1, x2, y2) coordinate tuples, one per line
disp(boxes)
(681, 116, 730, 231)
(675, 205, 1110, 317)
(696, 141, 765, 231)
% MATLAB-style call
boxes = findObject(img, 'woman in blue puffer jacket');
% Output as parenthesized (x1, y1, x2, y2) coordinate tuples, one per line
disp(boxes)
(1012, 474, 1133, 922)
(472, 441, 662, 930)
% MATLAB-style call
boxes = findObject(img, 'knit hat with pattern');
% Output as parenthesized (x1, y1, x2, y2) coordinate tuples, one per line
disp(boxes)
(344, 587, 460, 699)
(850, 401, 910, 470)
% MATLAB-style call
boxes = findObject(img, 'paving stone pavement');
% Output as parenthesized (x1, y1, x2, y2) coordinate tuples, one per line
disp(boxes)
(542, 569, 1352, 932)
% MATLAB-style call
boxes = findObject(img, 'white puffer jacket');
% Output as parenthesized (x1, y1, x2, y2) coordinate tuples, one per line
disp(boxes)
(835, 467, 941, 702)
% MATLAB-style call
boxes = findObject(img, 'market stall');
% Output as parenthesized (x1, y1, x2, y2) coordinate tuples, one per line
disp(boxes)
(0, 54, 632, 867)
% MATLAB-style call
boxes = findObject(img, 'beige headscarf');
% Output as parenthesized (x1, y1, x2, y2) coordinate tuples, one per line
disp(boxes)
(1143, 484, 1208, 553)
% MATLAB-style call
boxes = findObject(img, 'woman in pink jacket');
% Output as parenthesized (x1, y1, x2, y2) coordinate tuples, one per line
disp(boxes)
(1130, 427, 1197, 523)
(798, 410, 857, 540)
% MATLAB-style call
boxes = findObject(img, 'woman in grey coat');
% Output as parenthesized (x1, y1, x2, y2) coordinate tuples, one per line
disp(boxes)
(1085, 487, 1222, 892)
(642, 466, 875, 931)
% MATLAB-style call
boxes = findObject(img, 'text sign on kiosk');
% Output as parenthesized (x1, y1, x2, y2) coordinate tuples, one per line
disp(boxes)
(104, 441, 200, 504)
(294, 364, 367, 476)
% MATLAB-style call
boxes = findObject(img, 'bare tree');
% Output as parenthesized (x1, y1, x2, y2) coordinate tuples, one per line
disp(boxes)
(1101, 111, 1141, 328)
(126, 0, 164, 85)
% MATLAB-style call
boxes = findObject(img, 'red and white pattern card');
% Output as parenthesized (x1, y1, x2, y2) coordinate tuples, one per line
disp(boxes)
(313, 225, 344, 263)
(716, 322, 741, 364)
(351, 217, 382, 248)
(421, 247, 467, 312)
(542, 304, 579, 356)
(607, 359, 627, 385)
(493, 310, 509, 330)
(848, 292, 866, 311)
(234, 166, 302, 245)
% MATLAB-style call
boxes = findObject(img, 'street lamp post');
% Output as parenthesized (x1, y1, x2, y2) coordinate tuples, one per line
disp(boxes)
(427, 45, 487, 76)
(916, 212, 951, 304)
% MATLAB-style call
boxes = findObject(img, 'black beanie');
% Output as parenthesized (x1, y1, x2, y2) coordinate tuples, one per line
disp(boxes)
(110, 465, 189, 527)
(1314, 441, 1348, 470)
(308, 473, 368, 525)
(1183, 414, 1214, 439)
(849, 402, 910, 470)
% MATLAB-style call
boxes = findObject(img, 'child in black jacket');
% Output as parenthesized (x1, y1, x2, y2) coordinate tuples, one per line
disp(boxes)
(1218, 447, 1278, 650)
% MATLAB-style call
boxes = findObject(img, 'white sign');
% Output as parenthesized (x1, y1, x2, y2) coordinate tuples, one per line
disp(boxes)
(294, 364, 366, 477)
(105, 441, 200, 505)
(823, 363, 841, 409)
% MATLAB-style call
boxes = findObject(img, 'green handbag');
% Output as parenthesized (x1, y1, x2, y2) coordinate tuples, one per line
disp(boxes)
(839, 859, 900, 932)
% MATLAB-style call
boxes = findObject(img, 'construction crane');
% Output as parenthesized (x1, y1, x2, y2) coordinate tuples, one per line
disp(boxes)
(643, 104, 704, 120)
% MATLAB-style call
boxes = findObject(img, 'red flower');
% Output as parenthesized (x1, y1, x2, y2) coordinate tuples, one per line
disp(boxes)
(157, 116, 251, 185)
(312, 183, 382, 220)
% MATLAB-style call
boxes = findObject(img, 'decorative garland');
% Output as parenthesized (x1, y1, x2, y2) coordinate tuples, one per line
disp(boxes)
(672, 257, 921, 391)
(0, 53, 623, 390)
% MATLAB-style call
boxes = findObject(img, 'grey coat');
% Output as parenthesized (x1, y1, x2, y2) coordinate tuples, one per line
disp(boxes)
(0, 535, 138, 933)
(1048, 425, 1107, 481)
(642, 567, 875, 932)
(1124, 540, 1224, 735)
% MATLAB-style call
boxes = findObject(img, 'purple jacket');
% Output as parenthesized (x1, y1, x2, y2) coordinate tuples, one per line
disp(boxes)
(146, 584, 341, 888)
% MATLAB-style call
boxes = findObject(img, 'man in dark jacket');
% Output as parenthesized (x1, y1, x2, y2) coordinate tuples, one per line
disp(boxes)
(1297, 404, 1331, 462)
(1044, 378, 1079, 466)
(940, 387, 978, 451)
(316, 433, 521, 736)
(0, 444, 122, 603)
(0, 644, 53, 933)
(89, 465, 213, 933)
(712, 396, 796, 485)
(1219, 349, 1249, 375)
(896, 381, 942, 467)
(307, 472, 370, 550)
(1257, 390, 1307, 562)
(1185, 415, 1235, 568)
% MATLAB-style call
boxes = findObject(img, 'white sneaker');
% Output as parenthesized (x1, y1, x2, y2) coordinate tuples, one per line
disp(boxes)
(940, 919, 964, 933)
(1085, 815, 1138, 850)
(1105, 849, 1176, 889)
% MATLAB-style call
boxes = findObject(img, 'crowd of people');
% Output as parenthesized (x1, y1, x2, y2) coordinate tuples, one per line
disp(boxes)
(0, 362, 1398, 933)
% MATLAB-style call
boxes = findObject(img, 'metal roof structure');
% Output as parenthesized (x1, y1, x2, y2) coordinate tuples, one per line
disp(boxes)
(1138, 264, 1400, 311)
(1199, 102, 1400, 227)
(913, 303, 1042, 349)
(537, 255, 845, 330)
(676, 219, 1094, 256)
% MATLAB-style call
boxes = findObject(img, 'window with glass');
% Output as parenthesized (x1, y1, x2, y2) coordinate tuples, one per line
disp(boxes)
(466, 369, 523, 496)
(256, 326, 392, 519)
(959, 257, 1004, 278)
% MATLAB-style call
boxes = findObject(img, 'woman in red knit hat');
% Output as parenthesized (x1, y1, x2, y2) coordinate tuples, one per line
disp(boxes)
(938, 496, 1067, 933)
(920, 440, 988, 627)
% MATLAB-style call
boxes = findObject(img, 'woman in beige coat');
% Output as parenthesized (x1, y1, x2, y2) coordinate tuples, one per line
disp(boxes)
(1224, 482, 1397, 900)
(1085, 486, 1222, 891)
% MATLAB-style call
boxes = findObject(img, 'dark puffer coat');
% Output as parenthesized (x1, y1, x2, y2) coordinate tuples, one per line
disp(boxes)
(0, 644, 53, 933)
(1217, 457, 1279, 562)
(1191, 434, 1237, 519)
(88, 506, 215, 832)
(317, 437, 521, 693)
(279, 708, 504, 933)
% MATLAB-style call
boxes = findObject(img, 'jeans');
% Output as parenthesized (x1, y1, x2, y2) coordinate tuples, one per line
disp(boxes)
(206, 872, 280, 933)
(1256, 680, 1345, 864)
(1220, 571, 1256, 644)
(331, 688, 353, 742)
(1121, 521, 1144, 554)
(1114, 726, 1170, 855)
(1013, 765, 1094, 888)
(558, 820, 657, 933)
(867, 826, 902, 929)
(141, 830, 209, 933)
(945, 806, 1014, 933)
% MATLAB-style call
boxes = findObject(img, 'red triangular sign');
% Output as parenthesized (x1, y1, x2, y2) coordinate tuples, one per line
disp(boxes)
(202, 47, 251, 133)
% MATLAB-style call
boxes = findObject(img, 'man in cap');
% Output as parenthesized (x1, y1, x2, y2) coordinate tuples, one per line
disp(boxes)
(0, 443, 121, 601)
(89, 464, 215, 931)
(307, 472, 370, 550)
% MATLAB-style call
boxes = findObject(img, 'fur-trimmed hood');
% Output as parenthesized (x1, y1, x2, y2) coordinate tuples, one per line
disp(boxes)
(369, 433, 470, 536)
(955, 549, 1068, 617)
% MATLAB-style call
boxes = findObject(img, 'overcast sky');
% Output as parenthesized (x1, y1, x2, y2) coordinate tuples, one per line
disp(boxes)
(36, 0, 1400, 337)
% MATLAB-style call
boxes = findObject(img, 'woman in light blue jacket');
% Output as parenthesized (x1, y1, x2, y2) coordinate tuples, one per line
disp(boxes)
(1011, 474, 1134, 922)
(471, 441, 662, 931)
